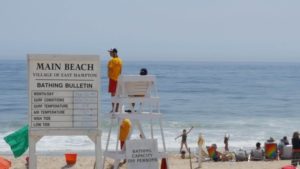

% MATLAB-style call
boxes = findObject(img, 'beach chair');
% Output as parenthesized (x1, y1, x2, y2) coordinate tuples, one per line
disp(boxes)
(281, 145, 292, 159)
(207, 146, 219, 161)
(111, 75, 159, 137)
(104, 75, 168, 169)
(115, 75, 157, 98)
(113, 75, 157, 109)
(265, 143, 278, 160)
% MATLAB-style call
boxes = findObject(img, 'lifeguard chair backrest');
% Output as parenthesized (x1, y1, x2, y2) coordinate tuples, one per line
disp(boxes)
(116, 75, 156, 98)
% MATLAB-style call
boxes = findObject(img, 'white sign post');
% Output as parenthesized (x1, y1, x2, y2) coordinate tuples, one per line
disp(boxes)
(126, 139, 159, 169)
(28, 54, 102, 169)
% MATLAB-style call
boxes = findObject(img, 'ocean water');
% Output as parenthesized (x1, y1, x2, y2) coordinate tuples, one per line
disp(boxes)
(0, 60, 300, 154)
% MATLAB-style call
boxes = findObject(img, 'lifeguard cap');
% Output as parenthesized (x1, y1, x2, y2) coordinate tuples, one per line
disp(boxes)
(108, 48, 118, 53)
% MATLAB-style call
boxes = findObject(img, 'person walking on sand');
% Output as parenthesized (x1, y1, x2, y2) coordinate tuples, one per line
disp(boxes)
(107, 48, 122, 112)
(175, 126, 194, 153)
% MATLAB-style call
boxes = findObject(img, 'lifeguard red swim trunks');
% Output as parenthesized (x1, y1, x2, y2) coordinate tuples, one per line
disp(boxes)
(109, 79, 117, 93)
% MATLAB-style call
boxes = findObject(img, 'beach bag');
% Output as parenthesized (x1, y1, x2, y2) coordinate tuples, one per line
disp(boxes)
(235, 149, 248, 161)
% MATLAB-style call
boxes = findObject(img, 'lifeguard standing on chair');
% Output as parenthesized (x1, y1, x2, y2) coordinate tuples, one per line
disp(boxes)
(107, 48, 122, 112)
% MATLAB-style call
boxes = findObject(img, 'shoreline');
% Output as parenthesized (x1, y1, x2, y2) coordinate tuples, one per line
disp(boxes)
(1, 154, 293, 169)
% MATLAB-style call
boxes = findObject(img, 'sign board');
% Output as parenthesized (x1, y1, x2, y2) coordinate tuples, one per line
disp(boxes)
(28, 54, 100, 129)
(126, 139, 159, 169)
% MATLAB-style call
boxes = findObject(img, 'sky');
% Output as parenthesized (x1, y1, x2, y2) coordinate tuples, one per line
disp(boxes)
(0, 0, 300, 61)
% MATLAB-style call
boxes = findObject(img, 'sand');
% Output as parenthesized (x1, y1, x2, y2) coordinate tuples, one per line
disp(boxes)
(1, 154, 294, 169)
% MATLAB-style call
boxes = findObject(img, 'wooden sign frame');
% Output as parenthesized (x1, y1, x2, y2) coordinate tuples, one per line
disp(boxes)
(28, 54, 102, 169)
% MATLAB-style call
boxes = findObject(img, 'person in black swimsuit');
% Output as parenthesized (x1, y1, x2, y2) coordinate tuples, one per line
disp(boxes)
(292, 131, 300, 167)
(175, 126, 194, 153)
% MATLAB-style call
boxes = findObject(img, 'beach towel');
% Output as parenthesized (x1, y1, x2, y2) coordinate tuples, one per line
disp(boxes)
(0, 156, 11, 169)
(4, 125, 29, 158)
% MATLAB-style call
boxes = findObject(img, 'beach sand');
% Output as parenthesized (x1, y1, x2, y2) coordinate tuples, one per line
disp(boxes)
(3, 154, 293, 169)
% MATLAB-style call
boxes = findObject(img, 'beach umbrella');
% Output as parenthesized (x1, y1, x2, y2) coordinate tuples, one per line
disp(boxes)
(4, 125, 29, 158)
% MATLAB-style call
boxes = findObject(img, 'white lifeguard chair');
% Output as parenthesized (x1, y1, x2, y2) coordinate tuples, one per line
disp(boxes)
(103, 75, 168, 169)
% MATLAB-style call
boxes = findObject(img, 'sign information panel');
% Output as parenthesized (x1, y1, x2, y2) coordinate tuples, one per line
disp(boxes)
(126, 139, 159, 169)
(28, 54, 100, 129)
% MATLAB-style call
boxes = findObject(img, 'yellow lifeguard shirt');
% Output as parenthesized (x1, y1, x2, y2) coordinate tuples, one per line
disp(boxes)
(107, 57, 122, 81)
(119, 118, 131, 141)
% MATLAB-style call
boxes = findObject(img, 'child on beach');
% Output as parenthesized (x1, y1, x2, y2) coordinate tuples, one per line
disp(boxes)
(175, 126, 193, 153)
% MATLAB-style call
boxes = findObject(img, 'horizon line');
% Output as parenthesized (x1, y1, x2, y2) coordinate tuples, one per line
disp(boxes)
(1, 58, 300, 63)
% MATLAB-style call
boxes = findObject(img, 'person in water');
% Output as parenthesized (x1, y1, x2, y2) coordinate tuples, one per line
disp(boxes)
(175, 126, 194, 153)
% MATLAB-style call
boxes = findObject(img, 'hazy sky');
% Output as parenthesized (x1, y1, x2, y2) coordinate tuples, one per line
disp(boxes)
(0, 0, 300, 61)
